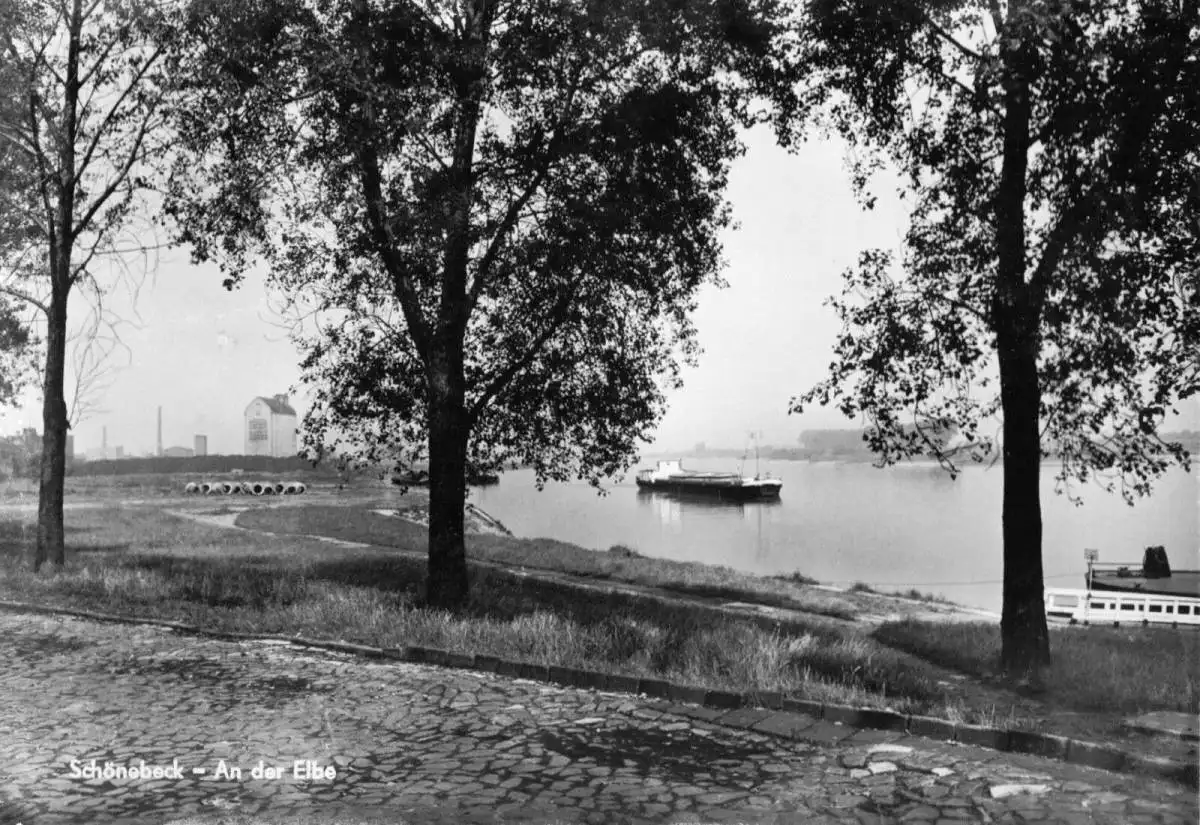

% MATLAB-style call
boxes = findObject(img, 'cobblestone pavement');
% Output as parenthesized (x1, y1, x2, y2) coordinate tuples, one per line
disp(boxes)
(0, 612, 1194, 825)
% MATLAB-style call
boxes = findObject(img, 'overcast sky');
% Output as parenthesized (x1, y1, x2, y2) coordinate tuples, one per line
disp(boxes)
(2, 126, 1197, 457)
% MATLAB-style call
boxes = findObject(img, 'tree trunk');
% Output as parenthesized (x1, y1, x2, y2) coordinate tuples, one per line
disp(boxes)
(424, 347, 470, 610)
(997, 337, 1051, 677)
(35, 283, 69, 572)
(34, 0, 82, 572)
(992, 6, 1049, 678)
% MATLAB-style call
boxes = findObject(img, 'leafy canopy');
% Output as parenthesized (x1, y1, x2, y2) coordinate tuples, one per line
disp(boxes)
(791, 0, 1199, 500)
(166, 0, 804, 484)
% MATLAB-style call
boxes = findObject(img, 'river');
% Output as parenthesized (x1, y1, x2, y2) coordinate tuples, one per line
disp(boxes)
(470, 458, 1199, 613)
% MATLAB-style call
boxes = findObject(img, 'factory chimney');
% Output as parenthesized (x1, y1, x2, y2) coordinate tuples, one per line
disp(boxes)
(157, 406, 162, 457)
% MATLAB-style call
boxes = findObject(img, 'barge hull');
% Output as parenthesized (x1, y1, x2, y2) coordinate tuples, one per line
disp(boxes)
(635, 479, 782, 500)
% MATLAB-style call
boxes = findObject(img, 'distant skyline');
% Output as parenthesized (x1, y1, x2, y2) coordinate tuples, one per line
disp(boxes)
(2, 126, 1197, 458)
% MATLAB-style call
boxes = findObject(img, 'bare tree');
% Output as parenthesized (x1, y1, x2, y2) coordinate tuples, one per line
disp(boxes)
(0, 0, 174, 569)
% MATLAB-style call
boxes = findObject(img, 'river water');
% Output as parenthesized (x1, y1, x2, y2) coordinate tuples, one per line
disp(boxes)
(470, 458, 1199, 613)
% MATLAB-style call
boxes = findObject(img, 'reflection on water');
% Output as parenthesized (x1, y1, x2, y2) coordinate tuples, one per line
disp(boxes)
(637, 489, 781, 561)
(635, 488, 782, 518)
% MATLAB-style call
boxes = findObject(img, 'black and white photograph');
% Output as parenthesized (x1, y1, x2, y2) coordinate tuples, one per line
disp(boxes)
(0, 0, 1196, 822)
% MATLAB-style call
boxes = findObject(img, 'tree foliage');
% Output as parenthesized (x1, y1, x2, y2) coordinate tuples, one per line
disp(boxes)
(790, 0, 1198, 674)
(0, 0, 176, 569)
(165, 0, 805, 606)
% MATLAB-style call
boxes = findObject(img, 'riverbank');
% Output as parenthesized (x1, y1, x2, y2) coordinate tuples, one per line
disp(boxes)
(0, 483, 1194, 760)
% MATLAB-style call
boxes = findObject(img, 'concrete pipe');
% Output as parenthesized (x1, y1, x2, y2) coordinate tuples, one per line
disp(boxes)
(273, 482, 286, 495)
(261, 484, 275, 496)
(220, 482, 234, 494)
(250, 482, 265, 496)
(200, 482, 212, 494)
(295, 482, 306, 494)
(207, 482, 225, 495)
(284, 482, 302, 495)
(184, 482, 200, 494)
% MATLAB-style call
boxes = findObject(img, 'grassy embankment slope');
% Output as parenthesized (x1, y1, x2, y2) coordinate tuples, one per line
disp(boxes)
(0, 481, 1193, 746)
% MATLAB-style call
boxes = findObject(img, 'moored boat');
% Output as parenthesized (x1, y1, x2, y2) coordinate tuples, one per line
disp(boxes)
(1044, 587, 1200, 627)
(634, 459, 782, 501)
(1044, 546, 1200, 628)
(1086, 546, 1200, 599)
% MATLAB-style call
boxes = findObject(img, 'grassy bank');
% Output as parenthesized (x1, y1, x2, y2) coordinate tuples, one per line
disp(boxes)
(0, 506, 941, 713)
(875, 619, 1199, 714)
(235, 504, 863, 620)
(0, 501, 1194, 745)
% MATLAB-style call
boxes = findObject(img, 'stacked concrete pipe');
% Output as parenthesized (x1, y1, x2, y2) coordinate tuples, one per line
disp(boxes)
(183, 480, 307, 495)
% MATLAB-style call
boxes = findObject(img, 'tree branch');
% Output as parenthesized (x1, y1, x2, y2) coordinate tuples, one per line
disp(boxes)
(987, 0, 1005, 36)
(468, 158, 550, 311)
(0, 284, 49, 315)
(917, 8, 985, 62)
(27, 89, 58, 245)
(70, 99, 160, 241)
(468, 60, 583, 311)
(72, 44, 165, 188)
(1027, 200, 1086, 310)
(357, 139, 433, 362)
(468, 278, 583, 423)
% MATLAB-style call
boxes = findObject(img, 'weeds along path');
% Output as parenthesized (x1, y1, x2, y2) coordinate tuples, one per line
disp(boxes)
(89, 496, 1191, 765)
(156, 503, 1093, 742)
(1, 611, 1194, 825)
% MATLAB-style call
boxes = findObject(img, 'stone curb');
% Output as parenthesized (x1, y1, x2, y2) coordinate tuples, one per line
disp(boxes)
(1, 599, 1195, 789)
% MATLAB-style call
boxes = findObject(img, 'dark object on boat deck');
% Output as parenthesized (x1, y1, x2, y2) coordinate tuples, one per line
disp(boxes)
(1090, 546, 1200, 599)
(1143, 545, 1171, 578)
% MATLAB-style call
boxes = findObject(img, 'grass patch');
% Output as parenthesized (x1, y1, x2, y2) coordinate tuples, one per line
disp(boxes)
(4, 503, 1193, 741)
(0, 505, 943, 715)
(235, 505, 859, 621)
(898, 588, 952, 604)
(874, 619, 1199, 716)
(771, 571, 819, 586)
(848, 581, 950, 604)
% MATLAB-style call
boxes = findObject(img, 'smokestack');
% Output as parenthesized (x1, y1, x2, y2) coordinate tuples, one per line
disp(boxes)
(102, 426, 107, 451)
(157, 406, 162, 457)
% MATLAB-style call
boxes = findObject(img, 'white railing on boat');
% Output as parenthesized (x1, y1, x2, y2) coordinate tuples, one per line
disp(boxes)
(1044, 587, 1200, 628)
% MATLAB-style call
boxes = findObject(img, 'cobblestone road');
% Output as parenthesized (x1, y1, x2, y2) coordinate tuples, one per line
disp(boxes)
(0, 611, 1194, 825)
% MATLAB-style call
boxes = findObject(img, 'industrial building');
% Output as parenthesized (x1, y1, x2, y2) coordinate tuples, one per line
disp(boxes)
(244, 394, 298, 457)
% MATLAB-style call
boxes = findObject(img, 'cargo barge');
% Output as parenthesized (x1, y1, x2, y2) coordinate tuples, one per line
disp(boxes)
(634, 460, 782, 501)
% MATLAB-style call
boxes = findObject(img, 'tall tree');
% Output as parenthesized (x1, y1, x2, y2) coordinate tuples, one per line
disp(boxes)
(165, 0, 804, 608)
(0, 0, 174, 569)
(791, 0, 1199, 676)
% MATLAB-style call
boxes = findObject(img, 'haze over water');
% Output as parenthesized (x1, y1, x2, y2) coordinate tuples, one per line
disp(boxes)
(471, 459, 1199, 614)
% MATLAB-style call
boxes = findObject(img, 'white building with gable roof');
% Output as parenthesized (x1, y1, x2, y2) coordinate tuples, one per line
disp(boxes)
(244, 394, 298, 457)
